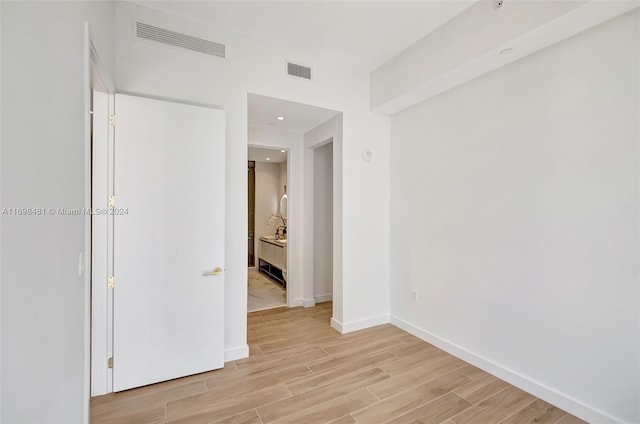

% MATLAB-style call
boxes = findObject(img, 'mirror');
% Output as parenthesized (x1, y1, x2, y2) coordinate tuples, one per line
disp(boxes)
(280, 192, 288, 220)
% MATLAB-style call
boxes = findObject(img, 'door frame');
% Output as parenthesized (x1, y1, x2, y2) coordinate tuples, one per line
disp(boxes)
(89, 91, 228, 396)
(247, 144, 292, 307)
(89, 89, 115, 396)
(85, 22, 115, 404)
(309, 139, 334, 304)
(86, 22, 116, 398)
(301, 114, 343, 327)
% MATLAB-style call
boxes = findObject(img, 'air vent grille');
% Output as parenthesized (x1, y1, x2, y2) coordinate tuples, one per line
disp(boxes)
(136, 22, 225, 58)
(287, 62, 312, 80)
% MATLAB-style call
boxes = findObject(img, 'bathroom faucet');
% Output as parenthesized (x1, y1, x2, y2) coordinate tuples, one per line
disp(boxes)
(277, 215, 286, 227)
(275, 226, 287, 239)
(273, 215, 287, 239)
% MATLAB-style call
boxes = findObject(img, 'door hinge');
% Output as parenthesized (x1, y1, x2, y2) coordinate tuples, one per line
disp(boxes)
(109, 114, 116, 126)
(108, 195, 115, 207)
(108, 276, 114, 288)
(108, 357, 113, 369)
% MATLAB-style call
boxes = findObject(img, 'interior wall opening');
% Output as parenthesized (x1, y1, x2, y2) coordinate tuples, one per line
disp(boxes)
(313, 141, 333, 303)
(246, 92, 343, 334)
(247, 146, 288, 312)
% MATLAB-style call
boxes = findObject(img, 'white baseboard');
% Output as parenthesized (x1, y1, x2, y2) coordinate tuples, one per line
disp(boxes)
(330, 317, 344, 333)
(390, 315, 621, 424)
(331, 314, 390, 334)
(314, 293, 333, 303)
(291, 298, 323, 308)
(224, 344, 249, 362)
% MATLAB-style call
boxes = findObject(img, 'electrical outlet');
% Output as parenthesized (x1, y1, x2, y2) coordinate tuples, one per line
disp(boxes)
(411, 289, 418, 301)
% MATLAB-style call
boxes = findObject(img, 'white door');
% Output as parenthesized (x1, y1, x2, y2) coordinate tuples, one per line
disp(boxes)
(112, 94, 225, 392)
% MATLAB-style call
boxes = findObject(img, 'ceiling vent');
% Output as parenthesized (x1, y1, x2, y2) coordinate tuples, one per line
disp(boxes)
(286, 61, 312, 80)
(136, 22, 225, 58)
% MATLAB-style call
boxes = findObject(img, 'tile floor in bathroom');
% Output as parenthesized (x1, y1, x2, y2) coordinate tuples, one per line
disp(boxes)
(248, 268, 286, 312)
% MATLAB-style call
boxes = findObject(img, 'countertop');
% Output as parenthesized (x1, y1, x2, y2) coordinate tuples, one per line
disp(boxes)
(259, 235, 287, 247)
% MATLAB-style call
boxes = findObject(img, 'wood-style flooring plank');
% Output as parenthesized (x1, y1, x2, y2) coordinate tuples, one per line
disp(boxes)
(369, 355, 465, 400)
(322, 331, 406, 356)
(555, 413, 589, 424)
(306, 338, 402, 373)
(384, 392, 472, 424)
(204, 363, 311, 399)
(92, 404, 166, 424)
(497, 399, 567, 424)
(270, 389, 377, 424)
(351, 371, 471, 423)
(257, 368, 389, 423)
(328, 415, 357, 424)
(378, 345, 449, 375)
(454, 365, 510, 405)
(450, 386, 536, 424)
(285, 351, 397, 395)
(259, 333, 342, 353)
(165, 384, 290, 423)
(213, 409, 262, 424)
(234, 346, 328, 375)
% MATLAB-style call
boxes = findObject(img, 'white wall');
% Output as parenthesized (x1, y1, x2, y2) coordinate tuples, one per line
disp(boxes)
(278, 161, 288, 239)
(116, 1, 391, 349)
(389, 10, 639, 424)
(279, 162, 288, 210)
(1, 1, 115, 422)
(313, 142, 333, 302)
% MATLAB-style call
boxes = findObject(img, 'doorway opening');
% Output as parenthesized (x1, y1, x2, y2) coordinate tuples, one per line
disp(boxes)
(248, 161, 256, 267)
(312, 141, 333, 303)
(246, 93, 343, 326)
(247, 146, 288, 312)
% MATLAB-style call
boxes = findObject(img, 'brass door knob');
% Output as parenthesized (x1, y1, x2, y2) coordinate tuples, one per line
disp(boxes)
(203, 267, 224, 277)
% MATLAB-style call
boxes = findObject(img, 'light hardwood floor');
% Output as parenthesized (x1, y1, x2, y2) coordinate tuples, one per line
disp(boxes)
(90, 302, 587, 424)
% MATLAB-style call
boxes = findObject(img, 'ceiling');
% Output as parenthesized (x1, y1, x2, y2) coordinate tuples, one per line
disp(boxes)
(132, 0, 474, 72)
(248, 93, 340, 133)
(248, 146, 288, 163)
(247, 94, 338, 162)
(131, 1, 477, 125)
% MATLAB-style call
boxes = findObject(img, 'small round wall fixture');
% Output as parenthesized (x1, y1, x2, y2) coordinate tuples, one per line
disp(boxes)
(362, 150, 373, 163)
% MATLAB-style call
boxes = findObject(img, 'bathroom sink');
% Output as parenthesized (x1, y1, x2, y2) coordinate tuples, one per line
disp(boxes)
(259, 235, 287, 245)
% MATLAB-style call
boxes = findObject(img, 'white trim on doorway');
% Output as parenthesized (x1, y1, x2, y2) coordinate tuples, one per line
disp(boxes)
(85, 20, 116, 405)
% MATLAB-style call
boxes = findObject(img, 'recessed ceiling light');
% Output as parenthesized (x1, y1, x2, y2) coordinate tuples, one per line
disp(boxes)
(500, 48, 514, 56)
(277, 116, 284, 121)
(280, 150, 286, 153)
(266, 157, 271, 161)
